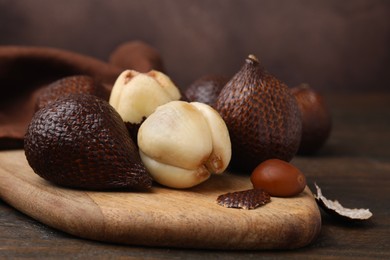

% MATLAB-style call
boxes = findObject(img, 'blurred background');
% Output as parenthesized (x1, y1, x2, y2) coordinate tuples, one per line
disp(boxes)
(0, 0, 389, 91)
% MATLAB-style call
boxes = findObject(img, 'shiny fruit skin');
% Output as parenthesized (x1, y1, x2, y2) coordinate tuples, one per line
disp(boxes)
(250, 159, 306, 197)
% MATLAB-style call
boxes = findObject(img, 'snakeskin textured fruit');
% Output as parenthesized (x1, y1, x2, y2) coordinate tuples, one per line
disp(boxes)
(185, 74, 228, 107)
(216, 55, 302, 172)
(290, 84, 332, 154)
(35, 75, 109, 111)
(24, 94, 152, 190)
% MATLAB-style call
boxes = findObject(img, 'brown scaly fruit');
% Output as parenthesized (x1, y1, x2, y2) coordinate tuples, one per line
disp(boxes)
(215, 55, 302, 172)
(35, 75, 110, 111)
(109, 41, 165, 73)
(290, 83, 332, 154)
(185, 74, 229, 107)
(24, 94, 152, 190)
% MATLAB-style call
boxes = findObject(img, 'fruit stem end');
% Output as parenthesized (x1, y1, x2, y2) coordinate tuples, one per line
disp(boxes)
(246, 54, 259, 65)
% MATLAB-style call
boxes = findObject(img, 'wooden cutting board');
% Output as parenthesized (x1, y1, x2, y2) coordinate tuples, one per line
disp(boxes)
(0, 150, 321, 250)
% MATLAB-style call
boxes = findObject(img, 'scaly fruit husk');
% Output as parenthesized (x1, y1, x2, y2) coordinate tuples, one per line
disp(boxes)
(215, 55, 302, 172)
(35, 75, 109, 111)
(290, 83, 332, 154)
(185, 74, 229, 107)
(24, 93, 152, 190)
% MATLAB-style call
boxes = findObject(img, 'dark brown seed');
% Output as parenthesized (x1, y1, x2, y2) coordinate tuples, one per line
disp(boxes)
(217, 188, 271, 210)
(24, 93, 152, 190)
(216, 55, 302, 172)
(250, 159, 306, 197)
(35, 75, 109, 111)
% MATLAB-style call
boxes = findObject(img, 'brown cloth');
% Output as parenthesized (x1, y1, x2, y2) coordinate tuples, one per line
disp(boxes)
(0, 41, 164, 149)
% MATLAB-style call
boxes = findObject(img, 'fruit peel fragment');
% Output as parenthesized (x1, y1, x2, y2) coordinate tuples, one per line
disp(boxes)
(217, 188, 271, 210)
(314, 183, 373, 221)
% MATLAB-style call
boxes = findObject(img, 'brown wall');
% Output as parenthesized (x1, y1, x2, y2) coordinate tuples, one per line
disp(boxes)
(1, 0, 389, 91)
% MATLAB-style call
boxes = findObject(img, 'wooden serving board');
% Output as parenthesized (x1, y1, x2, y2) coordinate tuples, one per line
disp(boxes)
(0, 150, 321, 250)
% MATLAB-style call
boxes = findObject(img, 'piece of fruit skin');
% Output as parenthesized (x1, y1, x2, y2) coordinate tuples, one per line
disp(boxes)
(24, 93, 152, 190)
(290, 83, 332, 154)
(216, 54, 302, 172)
(137, 100, 231, 189)
(109, 69, 182, 142)
(250, 159, 306, 197)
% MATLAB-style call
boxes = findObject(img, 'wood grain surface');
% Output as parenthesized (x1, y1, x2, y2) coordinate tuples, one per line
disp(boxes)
(0, 150, 321, 250)
(0, 92, 389, 258)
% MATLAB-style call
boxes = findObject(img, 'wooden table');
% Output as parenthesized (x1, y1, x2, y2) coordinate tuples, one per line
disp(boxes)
(1, 91, 389, 259)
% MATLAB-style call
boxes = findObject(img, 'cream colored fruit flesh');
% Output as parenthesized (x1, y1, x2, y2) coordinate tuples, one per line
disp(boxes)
(138, 101, 231, 188)
(109, 70, 181, 124)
